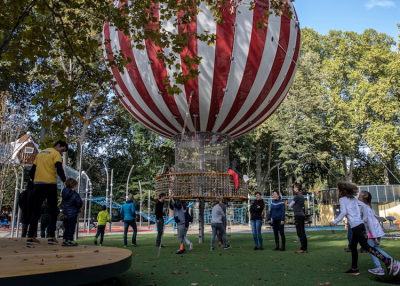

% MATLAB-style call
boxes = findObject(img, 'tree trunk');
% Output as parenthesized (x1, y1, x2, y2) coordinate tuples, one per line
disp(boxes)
(383, 159, 390, 185)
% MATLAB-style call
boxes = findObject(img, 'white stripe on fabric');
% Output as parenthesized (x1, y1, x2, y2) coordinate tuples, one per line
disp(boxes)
(233, 14, 300, 136)
(130, 39, 183, 132)
(110, 25, 177, 135)
(212, 3, 253, 132)
(219, 13, 281, 134)
(197, 2, 217, 131)
(159, 4, 195, 133)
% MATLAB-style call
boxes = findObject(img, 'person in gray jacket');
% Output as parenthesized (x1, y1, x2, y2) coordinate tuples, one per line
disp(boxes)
(170, 196, 186, 254)
(210, 198, 231, 251)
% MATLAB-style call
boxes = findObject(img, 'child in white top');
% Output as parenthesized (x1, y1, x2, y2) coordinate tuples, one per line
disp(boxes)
(330, 181, 399, 276)
(358, 191, 394, 276)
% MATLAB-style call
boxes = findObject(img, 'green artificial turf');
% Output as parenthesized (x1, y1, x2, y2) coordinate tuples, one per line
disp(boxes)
(78, 230, 400, 286)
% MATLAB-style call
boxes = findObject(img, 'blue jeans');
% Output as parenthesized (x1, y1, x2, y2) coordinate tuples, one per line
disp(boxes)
(123, 220, 137, 246)
(251, 220, 263, 247)
(368, 238, 391, 270)
(211, 223, 226, 248)
(156, 218, 164, 246)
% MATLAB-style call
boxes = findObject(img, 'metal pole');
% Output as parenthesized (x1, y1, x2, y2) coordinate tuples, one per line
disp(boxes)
(16, 167, 24, 237)
(11, 166, 19, 238)
(148, 190, 150, 229)
(103, 162, 109, 232)
(109, 169, 113, 232)
(75, 143, 84, 241)
(126, 165, 135, 199)
(139, 180, 142, 228)
(277, 163, 281, 196)
(312, 192, 316, 227)
(87, 180, 93, 235)
(82, 172, 89, 231)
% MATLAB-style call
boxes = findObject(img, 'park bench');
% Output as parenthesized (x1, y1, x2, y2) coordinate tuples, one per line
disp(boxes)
(385, 216, 397, 227)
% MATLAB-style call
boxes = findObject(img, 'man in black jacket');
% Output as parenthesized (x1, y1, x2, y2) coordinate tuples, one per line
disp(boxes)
(155, 193, 166, 247)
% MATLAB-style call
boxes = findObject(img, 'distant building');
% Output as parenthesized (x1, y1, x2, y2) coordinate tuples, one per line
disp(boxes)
(8, 132, 40, 166)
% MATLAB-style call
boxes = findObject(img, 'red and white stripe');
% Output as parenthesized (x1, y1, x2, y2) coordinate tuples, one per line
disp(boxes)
(103, 0, 301, 139)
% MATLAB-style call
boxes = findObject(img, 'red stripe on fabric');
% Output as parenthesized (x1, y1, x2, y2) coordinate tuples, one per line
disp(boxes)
(205, 1, 235, 131)
(216, 2, 268, 133)
(119, 96, 171, 138)
(144, 3, 185, 129)
(231, 26, 301, 138)
(177, 6, 199, 132)
(118, 30, 180, 134)
(224, 9, 291, 136)
(112, 78, 171, 137)
(103, 22, 175, 137)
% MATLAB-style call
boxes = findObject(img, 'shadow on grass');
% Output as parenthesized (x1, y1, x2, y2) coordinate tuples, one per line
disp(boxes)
(77, 230, 400, 286)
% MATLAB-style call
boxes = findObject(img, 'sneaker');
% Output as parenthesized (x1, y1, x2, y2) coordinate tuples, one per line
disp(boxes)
(99, 244, 102, 246)
(176, 249, 186, 254)
(295, 250, 307, 254)
(124, 245, 127, 248)
(253, 246, 259, 250)
(223, 245, 232, 250)
(386, 257, 394, 275)
(258, 247, 264, 250)
(343, 268, 360, 275)
(67, 241, 78, 246)
(94, 238, 97, 245)
(131, 243, 138, 247)
(62, 241, 68, 246)
(392, 260, 400, 276)
(344, 248, 351, 252)
(189, 243, 193, 251)
(47, 238, 59, 245)
(26, 238, 40, 245)
(368, 268, 385, 276)
(210, 247, 215, 251)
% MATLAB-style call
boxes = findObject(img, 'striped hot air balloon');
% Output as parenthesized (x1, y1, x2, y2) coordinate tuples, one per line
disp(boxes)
(103, 0, 301, 140)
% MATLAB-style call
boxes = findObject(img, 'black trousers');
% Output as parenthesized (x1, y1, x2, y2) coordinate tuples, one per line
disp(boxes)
(28, 184, 58, 238)
(63, 215, 78, 241)
(272, 219, 285, 242)
(350, 223, 389, 269)
(295, 215, 307, 251)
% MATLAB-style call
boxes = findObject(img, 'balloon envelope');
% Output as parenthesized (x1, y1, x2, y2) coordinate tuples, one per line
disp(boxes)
(104, 1, 301, 139)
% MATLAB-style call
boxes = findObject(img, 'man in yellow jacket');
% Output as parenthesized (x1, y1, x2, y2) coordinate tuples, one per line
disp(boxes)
(94, 205, 111, 246)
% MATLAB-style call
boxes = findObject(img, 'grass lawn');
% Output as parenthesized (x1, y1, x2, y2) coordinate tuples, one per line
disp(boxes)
(78, 230, 400, 286)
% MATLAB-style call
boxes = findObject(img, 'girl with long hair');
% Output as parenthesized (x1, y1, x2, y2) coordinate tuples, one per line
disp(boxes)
(330, 182, 399, 276)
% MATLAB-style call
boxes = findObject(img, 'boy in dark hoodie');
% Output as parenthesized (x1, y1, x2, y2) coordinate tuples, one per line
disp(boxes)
(61, 178, 82, 246)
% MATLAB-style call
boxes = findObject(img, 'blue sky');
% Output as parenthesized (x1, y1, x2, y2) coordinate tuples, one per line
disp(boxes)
(294, 0, 399, 45)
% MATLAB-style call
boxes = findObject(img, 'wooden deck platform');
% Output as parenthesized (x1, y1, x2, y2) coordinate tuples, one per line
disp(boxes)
(0, 238, 132, 285)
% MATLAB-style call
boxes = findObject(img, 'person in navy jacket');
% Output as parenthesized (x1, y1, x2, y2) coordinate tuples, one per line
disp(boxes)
(267, 191, 286, 251)
(61, 178, 82, 246)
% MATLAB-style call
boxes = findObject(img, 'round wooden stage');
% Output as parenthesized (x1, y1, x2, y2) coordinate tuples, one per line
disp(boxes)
(0, 238, 132, 285)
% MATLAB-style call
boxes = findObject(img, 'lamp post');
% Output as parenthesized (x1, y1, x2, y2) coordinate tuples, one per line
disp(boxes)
(274, 160, 281, 196)
(103, 162, 109, 231)
(87, 180, 93, 235)
(109, 169, 113, 232)
(126, 165, 135, 199)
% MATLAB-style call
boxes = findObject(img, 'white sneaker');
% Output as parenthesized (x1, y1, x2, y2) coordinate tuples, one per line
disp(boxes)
(392, 260, 400, 276)
(189, 243, 193, 251)
(368, 268, 385, 276)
